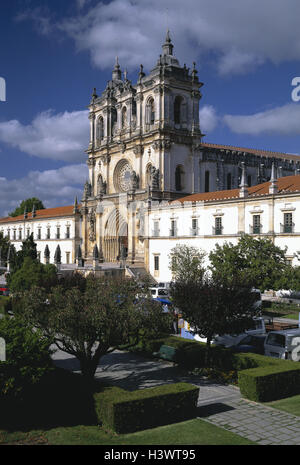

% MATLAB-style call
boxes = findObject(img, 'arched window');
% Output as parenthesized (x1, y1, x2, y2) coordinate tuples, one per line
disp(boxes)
(111, 108, 117, 136)
(205, 170, 210, 192)
(146, 97, 155, 125)
(97, 117, 104, 140)
(227, 173, 232, 190)
(175, 165, 185, 191)
(174, 96, 183, 124)
(121, 107, 127, 129)
(146, 163, 152, 187)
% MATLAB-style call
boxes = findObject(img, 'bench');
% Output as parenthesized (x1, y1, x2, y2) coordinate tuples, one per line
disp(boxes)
(153, 345, 177, 362)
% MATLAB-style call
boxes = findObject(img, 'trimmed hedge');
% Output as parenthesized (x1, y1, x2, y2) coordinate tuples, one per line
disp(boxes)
(94, 382, 199, 434)
(238, 361, 300, 402)
(133, 334, 300, 402)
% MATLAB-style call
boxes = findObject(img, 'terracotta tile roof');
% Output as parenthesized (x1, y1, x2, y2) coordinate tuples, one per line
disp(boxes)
(174, 175, 300, 204)
(202, 142, 300, 162)
(0, 205, 78, 224)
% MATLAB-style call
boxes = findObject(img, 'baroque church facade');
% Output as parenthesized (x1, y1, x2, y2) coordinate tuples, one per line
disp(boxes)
(1, 32, 300, 275)
(81, 31, 299, 268)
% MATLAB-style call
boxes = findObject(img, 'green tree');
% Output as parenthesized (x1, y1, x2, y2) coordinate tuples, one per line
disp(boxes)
(8, 257, 58, 293)
(0, 316, 54, 398)
(10, 233, 38, 272)
(15, 275, 171, 381)
(170, 274, 258, 364)
(169, 244, 206, 283)
(209, 235, 290, 291)
(9, 198, 45, 217)
(0, 232, 10, 267)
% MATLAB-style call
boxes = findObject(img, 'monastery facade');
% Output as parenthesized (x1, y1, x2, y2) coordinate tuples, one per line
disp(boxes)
(1, 32, 300, 281)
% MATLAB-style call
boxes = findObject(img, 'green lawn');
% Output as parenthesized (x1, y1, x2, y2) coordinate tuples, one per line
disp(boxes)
(263, 301, 300, 320)
(267, 394, 300, 417)
(0, 419, 254, 445)
(282, 313, 300, 320)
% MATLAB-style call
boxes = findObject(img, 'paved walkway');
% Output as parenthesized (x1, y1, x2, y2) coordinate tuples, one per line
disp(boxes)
(52, 349, 300, 445)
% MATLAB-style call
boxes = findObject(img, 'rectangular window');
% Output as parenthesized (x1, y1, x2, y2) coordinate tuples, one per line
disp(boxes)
(283, 213, 293, 233)
(252, 215, 261, 234)
(66, 252, 70, 264)
(191, 218, 198, 236)
(47, 228, 50, 239)
(214, 217, 222, 235)
(18, 230, 22, 240)
(66, 226, 70, 239)
(7, 230, 10, 240)
(170, 220, 177, 237)
(154, 255, 159, 271)
(205, 170, 210, 192)
(56, 227, 60, 239)
(152, 221, 160, 237)
(27, 229, 30, 238)
(13, 230, 16, 240)
(37, 228, 41, 240)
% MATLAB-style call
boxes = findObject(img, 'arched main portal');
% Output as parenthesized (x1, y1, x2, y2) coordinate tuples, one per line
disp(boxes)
(103, 208, 128, 262)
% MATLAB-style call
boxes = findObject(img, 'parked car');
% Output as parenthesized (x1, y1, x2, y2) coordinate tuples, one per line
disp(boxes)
(213, 316, 267, 348)
(149, 287, 170, 299)
(264, 328, 300, 361)
(230, 334, 267, 354)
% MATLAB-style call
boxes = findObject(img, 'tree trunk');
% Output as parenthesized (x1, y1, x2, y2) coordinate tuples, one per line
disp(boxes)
(79, 357, 100, 384)
(205, 337, 212, 367)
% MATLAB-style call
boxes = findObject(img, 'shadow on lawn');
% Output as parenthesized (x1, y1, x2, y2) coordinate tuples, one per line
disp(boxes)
(0, 368, 100, 431)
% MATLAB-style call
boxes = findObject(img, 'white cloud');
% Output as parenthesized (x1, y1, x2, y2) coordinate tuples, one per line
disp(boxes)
(0, 110, 89, 162)
(76, 0, 91, 9)
(224, 103, 300, 136)
(199, 105, 218, 133)
(217, 49, 264, 76)
(15, 6, 54, 36)
(0, 164, 88, 217)
(52, 0, 300, 75)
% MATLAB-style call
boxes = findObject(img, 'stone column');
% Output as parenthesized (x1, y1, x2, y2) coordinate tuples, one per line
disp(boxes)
(136, 92, 143, 134)
(88, 112, 95, 149)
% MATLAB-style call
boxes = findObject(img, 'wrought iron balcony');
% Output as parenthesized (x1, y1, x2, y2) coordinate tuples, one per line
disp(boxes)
(280, 223, 295, 233)
(190, 227, 199, 236)
(169, 228, 178, 237)
(152, 229, 160, 237)
(212, 226, 223, 235)
(249, 224, 262, 234)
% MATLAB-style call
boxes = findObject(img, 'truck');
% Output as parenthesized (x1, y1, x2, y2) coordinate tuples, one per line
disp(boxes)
(264, 328, 300, 361)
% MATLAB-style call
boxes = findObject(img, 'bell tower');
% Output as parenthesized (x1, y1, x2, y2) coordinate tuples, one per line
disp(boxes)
(82, 31, 204, 264)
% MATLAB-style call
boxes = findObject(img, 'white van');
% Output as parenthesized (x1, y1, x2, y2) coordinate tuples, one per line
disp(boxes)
(264, 328, 300, 361)
(149, 287, 170, 299)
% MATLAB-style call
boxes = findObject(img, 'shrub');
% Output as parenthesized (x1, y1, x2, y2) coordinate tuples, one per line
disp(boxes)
(0, 316, 54, 399)
(94, 382, 199, 434)
(238, 362, 300, 402)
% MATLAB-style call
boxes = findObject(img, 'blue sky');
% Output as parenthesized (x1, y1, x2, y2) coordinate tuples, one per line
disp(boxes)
(1, 0, 300, 216)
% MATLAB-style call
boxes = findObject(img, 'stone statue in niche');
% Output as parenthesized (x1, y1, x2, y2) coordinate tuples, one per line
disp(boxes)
(88, 209, 96, 242)
(130, 170, 139, 191)
(150, 166, 160, 190)
(97, 174, 107, 196)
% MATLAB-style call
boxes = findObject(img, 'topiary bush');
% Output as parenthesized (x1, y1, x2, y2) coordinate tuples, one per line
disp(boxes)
(238, 362, 300, 402)
(94, 382, 199, 434)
